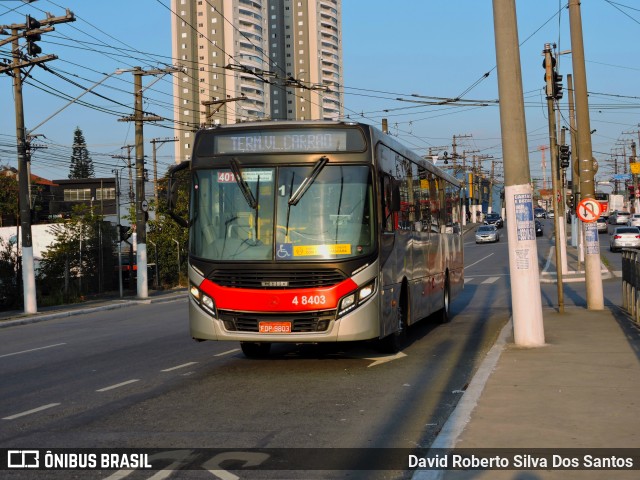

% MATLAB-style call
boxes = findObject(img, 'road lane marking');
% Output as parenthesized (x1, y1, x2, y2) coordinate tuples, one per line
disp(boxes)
(214, 348, 240, 357)
(482, 276, 500, 284)
(464, 277, 474, 284)
(96, 379, 140, 392)
(465, 253, 494, 270)
(3, 403, 60, 420)
(161, 362, 198, 372)
(0, 343, 66, 359)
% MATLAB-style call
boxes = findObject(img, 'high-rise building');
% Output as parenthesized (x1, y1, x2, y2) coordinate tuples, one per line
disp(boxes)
(170, 0, 343, 163)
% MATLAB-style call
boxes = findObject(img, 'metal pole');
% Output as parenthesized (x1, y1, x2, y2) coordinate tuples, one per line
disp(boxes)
(173, 239, 180, 286)
(113, 169, 123, 298)
(544, 44, 564, 312)
(492, 0, 545, 346)
(568, 0, 604, 309)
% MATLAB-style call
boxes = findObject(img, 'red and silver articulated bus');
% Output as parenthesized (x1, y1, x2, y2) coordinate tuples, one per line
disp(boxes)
(168, 121, 464, 357)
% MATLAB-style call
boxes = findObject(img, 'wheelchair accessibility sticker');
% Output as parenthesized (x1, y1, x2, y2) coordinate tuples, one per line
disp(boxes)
(276, 243, 293, 259)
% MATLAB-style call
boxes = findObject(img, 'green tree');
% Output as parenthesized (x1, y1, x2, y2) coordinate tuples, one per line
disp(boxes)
(69, 127, 94, 179)
(0, 236, 20, 309)
(147, 167, 189, 287)
(37, 204, 116, 302)
(0, 173, 19, 227)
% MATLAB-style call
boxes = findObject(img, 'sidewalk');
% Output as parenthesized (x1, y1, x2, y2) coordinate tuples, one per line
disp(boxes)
(415, 240, 640, 479)
(0, 287, 187, 328)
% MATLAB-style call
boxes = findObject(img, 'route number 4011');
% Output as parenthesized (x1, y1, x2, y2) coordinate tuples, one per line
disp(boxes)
(292, 295, 326, 306)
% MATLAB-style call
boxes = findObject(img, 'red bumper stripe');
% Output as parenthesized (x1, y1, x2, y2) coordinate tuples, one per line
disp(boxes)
(199, 277, 359, 312)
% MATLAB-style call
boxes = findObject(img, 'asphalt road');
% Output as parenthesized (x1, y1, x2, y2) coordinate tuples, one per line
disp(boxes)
(0, 221, 623, 479)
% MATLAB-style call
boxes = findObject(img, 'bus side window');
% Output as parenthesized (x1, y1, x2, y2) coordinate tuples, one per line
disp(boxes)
(381, 174, 395, 232)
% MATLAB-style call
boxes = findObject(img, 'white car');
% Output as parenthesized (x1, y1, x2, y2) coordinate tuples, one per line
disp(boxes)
(628, 214, 640, 228)
(610, 226, 640, 252)
(610, 211, 631, 225)
(475, 225, 500, 244)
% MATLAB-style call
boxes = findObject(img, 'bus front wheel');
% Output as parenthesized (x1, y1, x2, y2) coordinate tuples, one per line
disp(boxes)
(379, 289, 408, 353)
(240, 342, 271, 358)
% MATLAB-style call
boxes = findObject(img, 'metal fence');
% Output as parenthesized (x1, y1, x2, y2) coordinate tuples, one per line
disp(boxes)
(621, 249, 640, 322)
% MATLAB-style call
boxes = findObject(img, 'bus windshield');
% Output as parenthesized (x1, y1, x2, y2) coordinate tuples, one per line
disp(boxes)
(190, 165, 375, 261)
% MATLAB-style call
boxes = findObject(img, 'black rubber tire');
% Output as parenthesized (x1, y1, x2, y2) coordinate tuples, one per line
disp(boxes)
(240, 342, 271, 358)
(379, 289, 408, 353)
(437, 276, 451, 324)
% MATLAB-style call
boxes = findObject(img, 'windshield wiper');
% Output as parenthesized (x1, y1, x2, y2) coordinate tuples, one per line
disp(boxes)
(288, 156, 329, 206)
(230, 158, 257, 209)
(284, 172, 295, 240)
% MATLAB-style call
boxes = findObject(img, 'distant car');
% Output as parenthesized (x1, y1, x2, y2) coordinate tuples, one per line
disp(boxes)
(547, 210, 555, 219)
(609, 210, 631, 225)
(534, 208, 547, 219)
(628, 214, 640, 228)
(475, 225, 500, 244)
(596, 216, 608, 233)
(609, 226, 640, 252)
(535, 220, 543, 237)
(484, 212, 504, 228)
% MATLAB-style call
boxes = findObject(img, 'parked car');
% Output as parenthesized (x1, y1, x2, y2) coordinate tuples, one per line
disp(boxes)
(534, 208, 547, 219)
(475, 225, 500, 244)
(547, 210, 555, 219)
(628, 213, 640, 228)
(609, 226, 640, 252)
(535, 220, 543, 237)
(596, 216, 608, 233)
(484, 212, 504, 228)
(609, 210, 631, 225)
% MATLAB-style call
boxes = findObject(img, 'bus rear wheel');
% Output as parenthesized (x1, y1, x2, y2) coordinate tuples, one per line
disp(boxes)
(240, 342, 271, 358)
(437, 276, 451, 324)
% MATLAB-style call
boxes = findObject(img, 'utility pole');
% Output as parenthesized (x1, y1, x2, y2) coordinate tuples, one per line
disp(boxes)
(118, 66, 182, 300)
(543, 43, 565, 311)
(568, 0, 604, 310)
(201, 95, 245, 127)
(150, 137, 178, 207)
(0, 9, 75, 314)
(492, 0, 545, 346)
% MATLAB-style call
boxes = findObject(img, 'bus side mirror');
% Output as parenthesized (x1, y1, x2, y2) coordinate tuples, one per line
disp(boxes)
(167, 160, 191, 228)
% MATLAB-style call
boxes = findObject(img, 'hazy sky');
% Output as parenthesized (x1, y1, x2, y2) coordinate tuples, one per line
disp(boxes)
(0, 0, 638, 191)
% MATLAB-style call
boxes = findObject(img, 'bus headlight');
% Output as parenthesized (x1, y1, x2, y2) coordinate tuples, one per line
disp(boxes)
(337, 279, 376, 318)
(190, 282, 217, 318)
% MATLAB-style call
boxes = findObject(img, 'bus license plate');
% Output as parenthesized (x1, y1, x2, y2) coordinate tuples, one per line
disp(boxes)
(259, 322, 291, 334)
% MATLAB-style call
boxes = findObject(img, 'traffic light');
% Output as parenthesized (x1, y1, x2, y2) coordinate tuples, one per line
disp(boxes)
(567, 193, 574, 209)
(553, 70, 563, 100)
(25, 15, 42, 56)
(559, 144, 571, 169)
(119, 224, 132, 242)
(542, 54, 556, 99)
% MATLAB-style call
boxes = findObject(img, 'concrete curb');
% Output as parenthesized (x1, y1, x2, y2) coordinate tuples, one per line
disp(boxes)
(411, 317, 512, 480)
(0, 293, 187, 329)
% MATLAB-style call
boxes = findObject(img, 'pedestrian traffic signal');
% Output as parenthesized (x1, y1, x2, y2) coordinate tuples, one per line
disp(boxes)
(25, 15, 42, 56)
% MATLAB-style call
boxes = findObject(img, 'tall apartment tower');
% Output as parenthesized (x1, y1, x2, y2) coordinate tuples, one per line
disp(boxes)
(170, 0, 343, 163)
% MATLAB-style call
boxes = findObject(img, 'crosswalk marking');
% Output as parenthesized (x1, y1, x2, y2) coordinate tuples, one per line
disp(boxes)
(464, 277, 474, 284)
(482, 276, 500, 284)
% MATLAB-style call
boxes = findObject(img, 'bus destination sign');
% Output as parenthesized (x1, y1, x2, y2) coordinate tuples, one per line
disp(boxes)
(213, 129, 356, 154)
